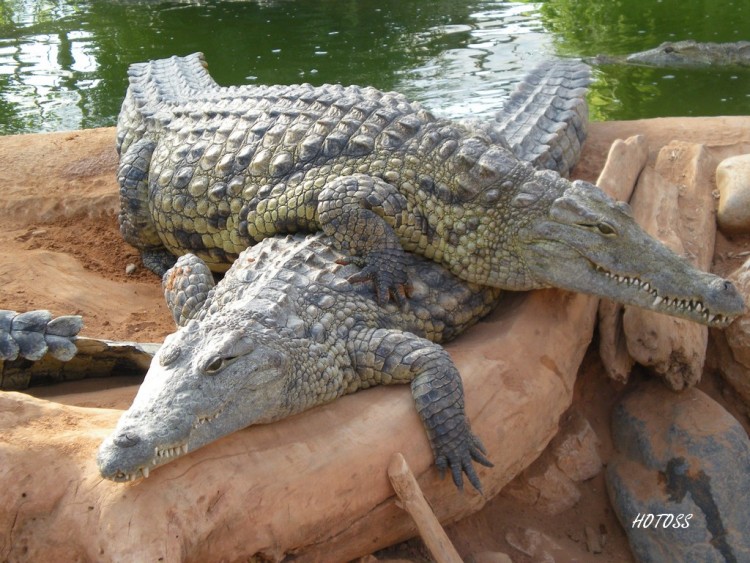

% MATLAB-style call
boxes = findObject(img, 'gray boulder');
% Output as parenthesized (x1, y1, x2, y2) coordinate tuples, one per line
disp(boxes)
(606, 380, 750, 562)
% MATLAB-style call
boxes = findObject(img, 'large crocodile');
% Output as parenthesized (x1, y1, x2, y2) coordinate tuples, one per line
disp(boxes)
(97, 233, 501, 491)
(592, 40, 750, 68)
(117, 53, 745, 326)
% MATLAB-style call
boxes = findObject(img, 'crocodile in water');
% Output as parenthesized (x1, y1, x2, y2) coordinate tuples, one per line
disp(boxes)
(592, 40, 750, 68)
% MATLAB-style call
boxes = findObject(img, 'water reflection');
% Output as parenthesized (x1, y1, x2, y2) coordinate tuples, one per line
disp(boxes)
(0, 0, 749, 135)
(400, 2, 548, 118)
(0, 0, 551, 135)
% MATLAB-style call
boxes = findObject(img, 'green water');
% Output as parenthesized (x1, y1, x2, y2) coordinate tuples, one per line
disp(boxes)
(0, 0, 748, 135)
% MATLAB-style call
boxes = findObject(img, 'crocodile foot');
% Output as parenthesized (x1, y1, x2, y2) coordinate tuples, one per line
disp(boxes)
(434, 427, 494, 493)
(337, 251, 412, 306)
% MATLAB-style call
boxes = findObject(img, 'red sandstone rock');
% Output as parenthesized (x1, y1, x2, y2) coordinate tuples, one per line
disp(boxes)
(595, 135, 649, 383)
(622, 142, 717, 389)
(717, 154, 750, 235)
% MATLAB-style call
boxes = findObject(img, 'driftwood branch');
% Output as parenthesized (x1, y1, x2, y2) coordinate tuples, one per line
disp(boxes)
(388, 453, 462, 563)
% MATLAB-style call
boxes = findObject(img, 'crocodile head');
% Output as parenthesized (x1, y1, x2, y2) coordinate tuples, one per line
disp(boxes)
(625, 40, 733, 68)
(516, 179, 745, 327)
(97, 319, 293, 482)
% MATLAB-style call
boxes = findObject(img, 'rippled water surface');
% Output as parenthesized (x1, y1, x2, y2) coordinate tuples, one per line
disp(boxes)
(0, 0, 748, 135)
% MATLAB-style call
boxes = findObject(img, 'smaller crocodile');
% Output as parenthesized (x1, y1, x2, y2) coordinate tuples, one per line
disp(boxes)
(97, 233, 502, 491)
(592, 40, 750, 68)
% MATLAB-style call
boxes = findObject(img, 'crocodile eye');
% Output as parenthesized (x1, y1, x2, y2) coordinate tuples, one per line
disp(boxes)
(205, 357, 224, 374)
(597, 222, 616, 235)
(204, 355, 239, 375)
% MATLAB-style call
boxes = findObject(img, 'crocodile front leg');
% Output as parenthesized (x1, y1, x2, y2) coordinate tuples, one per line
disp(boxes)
(318, 174, 419, 305)
(348, 326, 492, 492)
(162, 254, 216, 327)
(118, 139, 176, 275)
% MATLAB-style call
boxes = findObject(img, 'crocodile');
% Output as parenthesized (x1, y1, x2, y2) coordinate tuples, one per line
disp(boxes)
(592, 40, 750, 68)
(97, 233, 501, 491)
(0, 62, 587, 366)
(117, 53, 745, 326)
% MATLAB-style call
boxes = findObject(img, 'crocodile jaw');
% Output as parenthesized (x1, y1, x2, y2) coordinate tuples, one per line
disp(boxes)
(97, 405, 231, 483)
(529, 249, 745, 328)
(97, 328, 290, 483)
(520, 182, 746, 327)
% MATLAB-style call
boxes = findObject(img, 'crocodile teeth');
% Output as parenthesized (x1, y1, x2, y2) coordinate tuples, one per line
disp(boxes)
(142, 466, 150, 479)
(154, 443, 189, 461)
(597, 264, 731, 325)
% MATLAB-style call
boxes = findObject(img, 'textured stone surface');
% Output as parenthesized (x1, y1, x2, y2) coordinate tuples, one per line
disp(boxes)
(503, 410, 602, 516)
(712, 258, 750, 411)
(621, 142, 716, 389)
(504, 527, 566, 561)
(596, 134, 649, 383)
(606, 381, 750, 563)
(717, 154, 750, 235)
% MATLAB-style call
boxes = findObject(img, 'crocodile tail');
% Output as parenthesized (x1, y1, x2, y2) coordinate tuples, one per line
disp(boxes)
(116, 52, 221, 155)
(0, 309, 82, 363)
(494, 60, 592, 177)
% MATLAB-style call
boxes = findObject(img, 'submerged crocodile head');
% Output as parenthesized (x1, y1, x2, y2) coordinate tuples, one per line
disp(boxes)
(513, 179, 745, 327)
(98, 319, 293, 482)
(624, 40, 750, 68)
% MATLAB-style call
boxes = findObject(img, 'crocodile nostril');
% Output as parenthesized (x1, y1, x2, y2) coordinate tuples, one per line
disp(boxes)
(113, 432, 141, 448)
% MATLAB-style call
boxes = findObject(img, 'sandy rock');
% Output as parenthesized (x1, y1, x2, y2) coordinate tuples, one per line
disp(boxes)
(502, 410, 601, 516)
(717, 154, 750, 235)
(504, 527, 564, 561)
(595, 135, 648, 383)
(606, 381, 750, 563)
(622, 142, 716, 390)
(584, 525, 603, 554)
(552, 410, 602, 483)
(724, 259, 750, 367)
(712, 258, 750, 410)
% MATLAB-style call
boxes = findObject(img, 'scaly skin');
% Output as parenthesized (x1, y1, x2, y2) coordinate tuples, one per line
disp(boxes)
(97, 233, 501, 491)
(0, 310, 82, 362)
(117, 53, 745, 326)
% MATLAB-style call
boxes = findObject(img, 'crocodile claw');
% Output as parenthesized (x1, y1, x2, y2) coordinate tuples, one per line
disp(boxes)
(435, 431, 493, 493)
(341, 250, 412, 306)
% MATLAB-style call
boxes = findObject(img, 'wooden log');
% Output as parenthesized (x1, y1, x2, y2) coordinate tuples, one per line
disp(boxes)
(388, 453, 462, 563)
(595, 135, 649, 383)
(622, 141, 717, 389)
